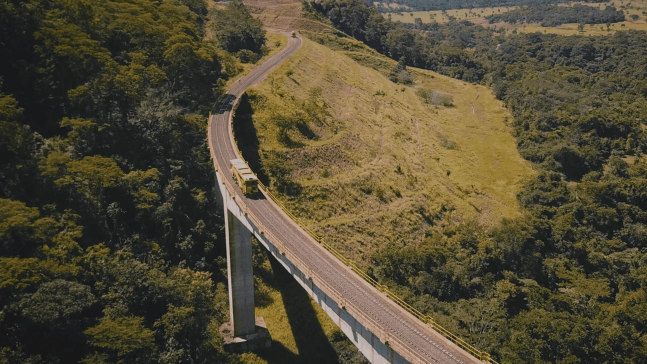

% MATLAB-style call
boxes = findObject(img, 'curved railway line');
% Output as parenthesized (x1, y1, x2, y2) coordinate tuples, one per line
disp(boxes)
(207, 32, 491, 364)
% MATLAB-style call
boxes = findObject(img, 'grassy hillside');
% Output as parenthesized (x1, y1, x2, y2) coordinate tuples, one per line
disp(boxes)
(235, 34, 534, 264)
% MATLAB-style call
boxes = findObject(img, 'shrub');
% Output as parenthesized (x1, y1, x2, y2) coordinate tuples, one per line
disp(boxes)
(406, 175, 417, 187)
(236, 49, 260, 63)
(439, 134, 456, 149)
(438, 94, 454, 107)
(398, 70, 414, 84)
(417, 89, 454, 107)
(375, 186, 386, 201)
(320, 165, 330, 178)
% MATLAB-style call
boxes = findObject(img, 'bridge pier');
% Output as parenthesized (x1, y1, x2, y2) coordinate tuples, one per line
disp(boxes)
(219, 202, 271, 353)
(226, 208, 255, 335)
(213, 171, 224, 212)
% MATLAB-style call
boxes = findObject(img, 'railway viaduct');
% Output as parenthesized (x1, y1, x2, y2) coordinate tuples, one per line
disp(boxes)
(208, 32, 493, 364)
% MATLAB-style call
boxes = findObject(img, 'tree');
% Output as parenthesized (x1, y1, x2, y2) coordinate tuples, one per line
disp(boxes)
(389, 56, 413, 84)
(0, 199, 47, 256)
(0, 257, 40, 292)
(85, 316, 154, 359)
(212, 0, 266, 54)
(34, 20, 115, 131)
(42, 155, 124, 212)
(19, 279, 96, 324)
(0, 0, 228, 362)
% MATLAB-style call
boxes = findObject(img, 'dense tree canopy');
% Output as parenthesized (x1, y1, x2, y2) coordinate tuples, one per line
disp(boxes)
(368, 0, 606, 13)
(212, 0, 266, 55)
(0, 0, 245, 362)
(486, 4, 626, 27)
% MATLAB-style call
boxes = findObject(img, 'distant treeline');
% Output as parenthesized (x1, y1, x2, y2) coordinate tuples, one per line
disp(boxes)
(487, 4, 626, 26)
(369, 0, 606, 13)
(397, 20, 442, 31)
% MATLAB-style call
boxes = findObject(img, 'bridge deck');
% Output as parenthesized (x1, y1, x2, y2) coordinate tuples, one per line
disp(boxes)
(208, 33, 481, 364)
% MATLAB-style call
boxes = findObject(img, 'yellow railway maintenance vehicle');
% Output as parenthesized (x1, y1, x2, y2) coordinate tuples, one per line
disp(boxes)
(230, 159, 259, 195)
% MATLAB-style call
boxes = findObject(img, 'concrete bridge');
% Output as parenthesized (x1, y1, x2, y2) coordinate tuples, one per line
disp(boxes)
(208, 33, 494, 364)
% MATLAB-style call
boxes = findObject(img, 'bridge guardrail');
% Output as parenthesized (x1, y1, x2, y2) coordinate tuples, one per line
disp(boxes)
(257, 180, 496, 364)
(208, 64, 499, 364)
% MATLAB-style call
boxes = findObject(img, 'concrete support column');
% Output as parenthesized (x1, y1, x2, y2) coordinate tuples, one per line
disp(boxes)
(225, 208, 255, 336)
(214, 171, 224, 212)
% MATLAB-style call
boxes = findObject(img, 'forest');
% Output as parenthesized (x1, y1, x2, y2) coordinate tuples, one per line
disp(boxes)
(307, 0, 647, 362)
(369, 0, 605, 13)
(0, 0, 269, 362)
(2, 0, 647, 362)
(486, 4, 626, 27)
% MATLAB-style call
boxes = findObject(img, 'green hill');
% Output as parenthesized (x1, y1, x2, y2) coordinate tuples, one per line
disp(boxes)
(236, 34, 534, 263)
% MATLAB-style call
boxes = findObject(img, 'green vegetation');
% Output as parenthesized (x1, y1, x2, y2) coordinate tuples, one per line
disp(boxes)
(371, 0, 593, 13)
(212, 0, 266, 56)
(389, 57, 414, 84)
(0, 0, 366, 362)
(387, 6, 518, 25)
(486, 4, 625, 26)
(5, 0, 647, 362)
(0, 0, 237, 360)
